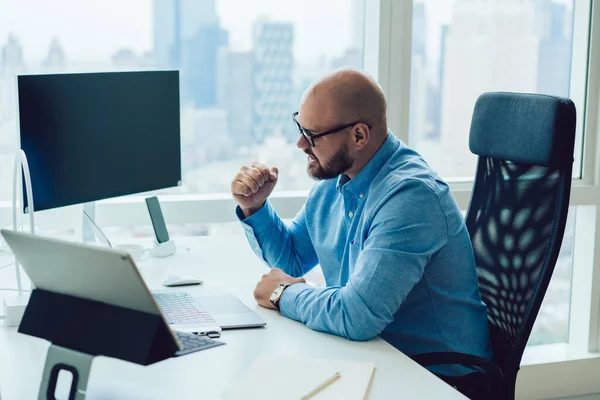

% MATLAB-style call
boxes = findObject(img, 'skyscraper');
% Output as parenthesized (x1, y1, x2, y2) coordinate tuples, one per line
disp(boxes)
(440, 0, 539, 176)
(181, 24, 228, 108)
(217, 49, 254, 146)
(153, 0, 218, 69)
(111, 48, 140, 69)
(153, 0, 226, 107)
(42, 38, 66, 72)
(331, 48, 362, 70)
(252, 21, 294, 142)
(1, 34, 25, 75)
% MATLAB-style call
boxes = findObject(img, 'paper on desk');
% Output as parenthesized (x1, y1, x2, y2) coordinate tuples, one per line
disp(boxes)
(221, 354, 375, 400)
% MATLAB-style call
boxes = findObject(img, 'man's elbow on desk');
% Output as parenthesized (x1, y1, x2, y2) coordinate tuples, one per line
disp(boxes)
(339, 326, 380, 342)
(279, 285, 386, 342)
(298, 309, 383, 342)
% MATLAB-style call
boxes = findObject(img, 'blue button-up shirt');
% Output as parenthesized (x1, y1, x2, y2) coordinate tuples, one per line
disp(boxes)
(237, 132, 491, 372)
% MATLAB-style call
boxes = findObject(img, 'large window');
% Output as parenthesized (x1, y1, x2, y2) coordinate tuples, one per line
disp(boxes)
(0, 0, 365, 201)
(408, 0, 584, 348)
(409, 0, 579, 181)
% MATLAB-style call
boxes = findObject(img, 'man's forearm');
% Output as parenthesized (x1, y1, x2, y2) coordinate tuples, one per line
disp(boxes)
(239, 201, 318, 277)
(278, 282, 387, 341)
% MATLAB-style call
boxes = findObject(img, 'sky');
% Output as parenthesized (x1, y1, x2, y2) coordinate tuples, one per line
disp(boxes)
(0, 0, 573, 66)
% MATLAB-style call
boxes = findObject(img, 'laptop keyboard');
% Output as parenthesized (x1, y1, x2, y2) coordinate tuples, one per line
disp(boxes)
(174, 331, 224, 356)
(154, 292, 216, 325)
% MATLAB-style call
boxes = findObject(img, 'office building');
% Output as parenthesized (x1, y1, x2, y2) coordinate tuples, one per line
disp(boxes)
(153, 0, 226, 108)
(217, 49, 254, 147)
(536, 0, 572, 97)
(181, 107, 231, 168)
(153, 0, 218, 69)
(440, 0, 539, 176)
(1, 34, 25, 75)
(180, 24, 228, 108)
(111, 48, 140, 69)
(331, 48, 363, 70)
(42, 38, 66, 72)
(252, 20, 295, 143)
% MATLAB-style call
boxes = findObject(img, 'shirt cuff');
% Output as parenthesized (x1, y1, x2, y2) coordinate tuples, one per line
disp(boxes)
(279, 283, 312, 321)
(235, 200, 277, 235)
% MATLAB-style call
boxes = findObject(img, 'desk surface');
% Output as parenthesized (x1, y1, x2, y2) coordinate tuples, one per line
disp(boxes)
(0, 236, 465, 399)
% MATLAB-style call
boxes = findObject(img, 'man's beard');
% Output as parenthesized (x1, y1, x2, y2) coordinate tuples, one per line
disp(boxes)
(305, 144, 353, 180)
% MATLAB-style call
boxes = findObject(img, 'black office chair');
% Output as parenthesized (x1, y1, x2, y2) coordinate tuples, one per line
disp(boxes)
(411, 92, 577, 400)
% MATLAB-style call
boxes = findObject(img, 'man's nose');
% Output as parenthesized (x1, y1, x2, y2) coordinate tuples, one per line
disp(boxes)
(296, 134, 309, 150)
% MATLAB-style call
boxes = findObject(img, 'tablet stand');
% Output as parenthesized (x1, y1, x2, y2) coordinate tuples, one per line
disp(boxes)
(19, 289, 178, 399)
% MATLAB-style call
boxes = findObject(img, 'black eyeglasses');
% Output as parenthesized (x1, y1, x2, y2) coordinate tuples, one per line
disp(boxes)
(292, 111, 372, 147)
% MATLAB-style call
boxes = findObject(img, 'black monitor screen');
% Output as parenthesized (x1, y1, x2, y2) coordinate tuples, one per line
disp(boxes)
(18, 71, 181, 212)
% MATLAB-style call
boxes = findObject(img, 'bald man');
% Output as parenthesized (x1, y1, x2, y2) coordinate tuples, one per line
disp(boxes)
(231, 69, 492, 376)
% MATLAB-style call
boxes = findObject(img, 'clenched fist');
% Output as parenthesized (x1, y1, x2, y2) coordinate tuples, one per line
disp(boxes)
(231, 162, 279, 218)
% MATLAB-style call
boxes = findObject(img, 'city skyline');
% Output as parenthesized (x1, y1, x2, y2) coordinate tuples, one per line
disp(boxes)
(0, 0, 356, 66)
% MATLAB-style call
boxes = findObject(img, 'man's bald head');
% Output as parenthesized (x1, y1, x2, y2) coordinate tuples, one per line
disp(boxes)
(300, 68, 388, 136)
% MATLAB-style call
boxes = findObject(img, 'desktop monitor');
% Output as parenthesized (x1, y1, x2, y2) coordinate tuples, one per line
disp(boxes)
(17, 70, 181, 212)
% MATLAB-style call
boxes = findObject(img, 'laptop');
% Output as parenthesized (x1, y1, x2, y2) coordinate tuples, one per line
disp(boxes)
(1, 229, 223, 356)
(82, 213, 266, 333)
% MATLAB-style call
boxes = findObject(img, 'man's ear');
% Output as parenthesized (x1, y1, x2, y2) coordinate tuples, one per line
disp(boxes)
(352, 123, 370, 150)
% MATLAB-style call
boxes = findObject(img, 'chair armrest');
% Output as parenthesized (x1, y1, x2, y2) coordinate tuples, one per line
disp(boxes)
(410, 351, 503, 382)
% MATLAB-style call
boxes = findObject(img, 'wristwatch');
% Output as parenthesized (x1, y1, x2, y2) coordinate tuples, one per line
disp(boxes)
(269, 283, 292, 310)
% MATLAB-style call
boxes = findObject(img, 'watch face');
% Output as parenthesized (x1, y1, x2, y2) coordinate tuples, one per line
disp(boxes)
(270, 286, 282, 302)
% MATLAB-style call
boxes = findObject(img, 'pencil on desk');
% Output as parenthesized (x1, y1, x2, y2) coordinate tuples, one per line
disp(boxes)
(300, 371, 341, 399)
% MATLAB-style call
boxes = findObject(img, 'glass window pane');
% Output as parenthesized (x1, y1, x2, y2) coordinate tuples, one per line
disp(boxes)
(410, 0, 579, 180)
(0, 0, 365, 201)
(527, 206, 575, 346)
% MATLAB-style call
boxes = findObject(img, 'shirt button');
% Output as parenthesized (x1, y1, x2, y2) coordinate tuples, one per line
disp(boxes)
(359, 193, 364, 199)
(348, 211, 354, 218)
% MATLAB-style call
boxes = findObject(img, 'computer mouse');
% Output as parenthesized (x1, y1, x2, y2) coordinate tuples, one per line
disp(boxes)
(162, 275, 203, 287)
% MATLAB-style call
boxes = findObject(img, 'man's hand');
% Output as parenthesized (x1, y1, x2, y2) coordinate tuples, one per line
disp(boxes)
(231, 162, 279, 218)
(253, 268, 306, 310)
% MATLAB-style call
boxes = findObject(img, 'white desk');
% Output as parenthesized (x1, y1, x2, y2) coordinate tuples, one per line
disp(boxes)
(0, 236, 465, 399)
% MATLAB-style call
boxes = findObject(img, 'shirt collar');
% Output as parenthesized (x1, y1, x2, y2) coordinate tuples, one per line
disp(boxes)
(336, 130, 400, 195)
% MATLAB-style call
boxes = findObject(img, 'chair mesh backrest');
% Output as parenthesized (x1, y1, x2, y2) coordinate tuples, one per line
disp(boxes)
(466, 159, 567, 372)
(465, 92, 575, 376)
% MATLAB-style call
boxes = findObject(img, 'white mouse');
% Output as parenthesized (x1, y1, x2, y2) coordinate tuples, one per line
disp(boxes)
(162, 275, 203, 287)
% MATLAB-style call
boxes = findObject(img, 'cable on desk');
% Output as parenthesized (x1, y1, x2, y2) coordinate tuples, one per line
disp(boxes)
(0, 262, 14, 270)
